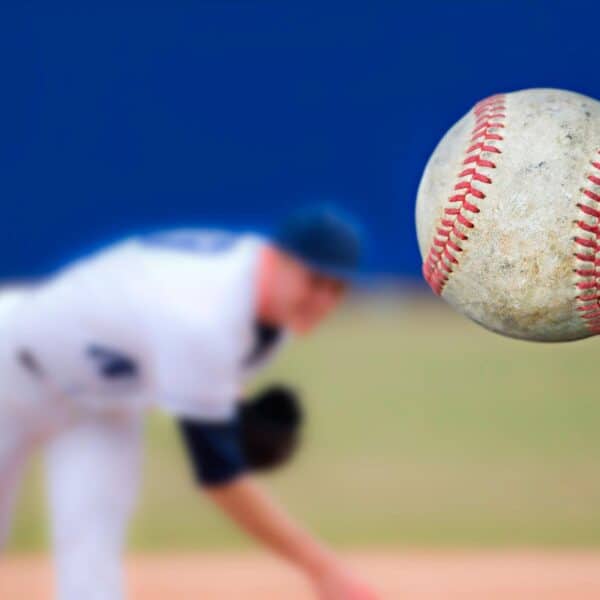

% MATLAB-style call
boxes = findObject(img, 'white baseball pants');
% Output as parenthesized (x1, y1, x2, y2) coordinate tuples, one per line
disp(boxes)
(0, 289, 143, 600)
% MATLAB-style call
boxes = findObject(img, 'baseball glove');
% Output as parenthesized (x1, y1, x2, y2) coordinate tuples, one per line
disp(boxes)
(239, 384, 304, 472)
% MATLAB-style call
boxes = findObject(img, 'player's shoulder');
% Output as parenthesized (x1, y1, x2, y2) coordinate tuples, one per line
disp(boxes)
(70, 228, 264, 280)
(129, 228, 263, 259)
(122, 228, 264, 349)
(72, 227, 261, 263)
(135, 228, 241, 254)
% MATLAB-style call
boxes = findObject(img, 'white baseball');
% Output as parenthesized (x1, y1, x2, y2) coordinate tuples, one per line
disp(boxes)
(415, 88, 600, 342)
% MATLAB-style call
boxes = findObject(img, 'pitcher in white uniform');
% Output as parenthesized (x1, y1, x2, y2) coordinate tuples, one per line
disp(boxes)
(0, 206, 379, 600)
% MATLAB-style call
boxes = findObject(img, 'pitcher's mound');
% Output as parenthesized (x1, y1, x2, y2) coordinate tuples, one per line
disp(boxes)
(4, 551, 600, 599)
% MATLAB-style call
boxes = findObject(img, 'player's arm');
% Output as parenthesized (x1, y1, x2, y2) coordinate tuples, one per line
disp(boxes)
(205, 476, 334, 575)
(177, 389, 378, 600)
(178, 410, 334, 575)
(205, 475, 377, 600)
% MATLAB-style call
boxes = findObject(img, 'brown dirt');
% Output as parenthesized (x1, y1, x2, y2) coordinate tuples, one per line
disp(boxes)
(3, 551, 600, 599)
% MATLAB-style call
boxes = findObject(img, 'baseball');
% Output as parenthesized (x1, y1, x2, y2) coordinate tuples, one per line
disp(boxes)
(416, 88, 600, 342)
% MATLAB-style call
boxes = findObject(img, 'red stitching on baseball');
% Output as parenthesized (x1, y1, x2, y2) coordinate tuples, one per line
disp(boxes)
(423, 95, 506, 294)
(578, 203, 600, 218)
(584, 189, 600, 202)
(576, 150, 600, 334)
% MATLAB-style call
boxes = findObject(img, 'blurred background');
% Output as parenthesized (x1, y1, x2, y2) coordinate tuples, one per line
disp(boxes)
(4, 1, 600, 553)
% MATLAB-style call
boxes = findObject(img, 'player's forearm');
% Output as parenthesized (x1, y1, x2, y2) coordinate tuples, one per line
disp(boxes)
(204, 475, 338, 577)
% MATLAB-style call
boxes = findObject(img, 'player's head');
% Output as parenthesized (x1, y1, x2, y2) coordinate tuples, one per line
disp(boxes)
(258, 205, 364, 334)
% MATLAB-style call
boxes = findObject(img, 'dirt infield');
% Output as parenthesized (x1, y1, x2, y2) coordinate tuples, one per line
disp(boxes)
(4, 552, 600, 599)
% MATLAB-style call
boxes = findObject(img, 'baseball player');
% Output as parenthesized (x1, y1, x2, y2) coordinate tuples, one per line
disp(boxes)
(0, 206, 378, 600)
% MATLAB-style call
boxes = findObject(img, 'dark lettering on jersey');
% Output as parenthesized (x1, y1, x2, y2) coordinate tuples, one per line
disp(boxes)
(141, 230, 238, 254)
(87, 344, 139, 379)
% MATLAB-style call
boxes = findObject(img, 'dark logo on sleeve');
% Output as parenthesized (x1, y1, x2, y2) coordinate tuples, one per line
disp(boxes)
(87, 345, 139, 379)
(17, 348, 45, 378)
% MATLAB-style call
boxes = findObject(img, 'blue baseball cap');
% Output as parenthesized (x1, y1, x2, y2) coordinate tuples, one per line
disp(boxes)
(273, 205, 364, 282)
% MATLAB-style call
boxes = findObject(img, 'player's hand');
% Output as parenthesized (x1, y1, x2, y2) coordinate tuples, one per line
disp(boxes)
(310, 563, 380, 600)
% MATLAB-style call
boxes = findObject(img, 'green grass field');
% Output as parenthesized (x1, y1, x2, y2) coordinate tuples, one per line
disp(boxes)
(9, 296, 600, 551)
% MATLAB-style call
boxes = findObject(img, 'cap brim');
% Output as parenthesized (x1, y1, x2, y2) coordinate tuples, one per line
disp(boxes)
(304, 261, 370, 285)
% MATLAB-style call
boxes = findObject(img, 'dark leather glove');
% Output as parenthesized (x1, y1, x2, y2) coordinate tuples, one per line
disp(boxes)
(239, 384, 303, 472)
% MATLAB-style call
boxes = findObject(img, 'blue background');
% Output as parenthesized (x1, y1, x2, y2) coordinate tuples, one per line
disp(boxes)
(1, 1, 597, 278)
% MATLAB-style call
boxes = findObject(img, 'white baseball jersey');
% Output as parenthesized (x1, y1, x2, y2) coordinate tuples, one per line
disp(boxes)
(4, 230, 287, 422)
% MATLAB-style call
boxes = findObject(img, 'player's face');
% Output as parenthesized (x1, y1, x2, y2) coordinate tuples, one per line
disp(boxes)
(282, 259, 347, 334)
